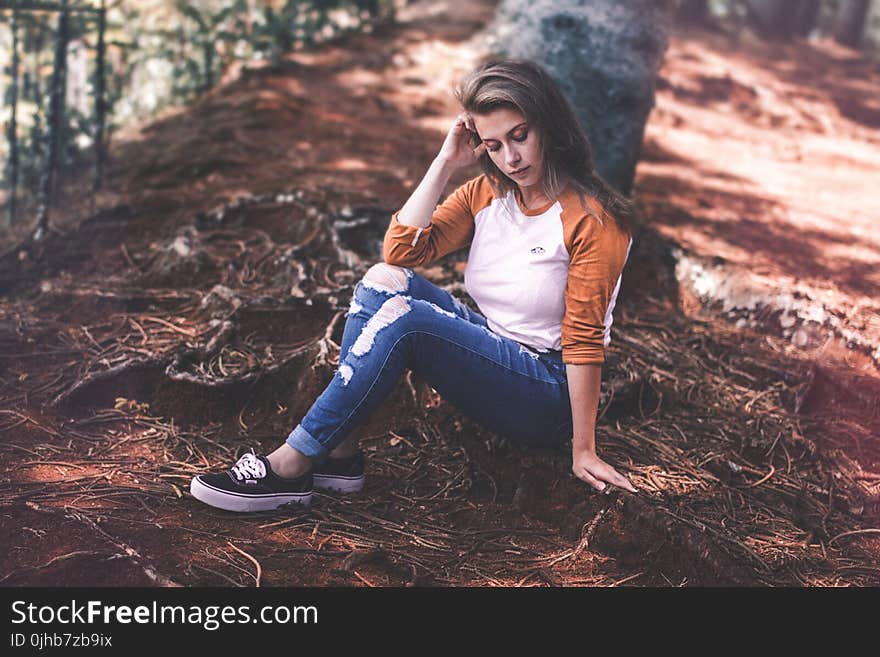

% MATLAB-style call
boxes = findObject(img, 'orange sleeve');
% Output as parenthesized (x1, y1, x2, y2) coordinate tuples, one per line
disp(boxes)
(382, 174, 494, 268)
(560, 200, 632, 365)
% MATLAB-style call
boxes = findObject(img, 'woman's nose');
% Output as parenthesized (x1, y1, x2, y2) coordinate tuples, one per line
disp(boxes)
(506, 147, 521, 167)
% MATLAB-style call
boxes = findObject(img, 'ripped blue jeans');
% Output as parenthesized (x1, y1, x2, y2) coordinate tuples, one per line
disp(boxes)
(286, 266, 573, 460)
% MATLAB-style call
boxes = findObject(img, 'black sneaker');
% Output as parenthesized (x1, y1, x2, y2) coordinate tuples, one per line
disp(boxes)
(190, 450, 312, 512)
(313, 450, 365, 493)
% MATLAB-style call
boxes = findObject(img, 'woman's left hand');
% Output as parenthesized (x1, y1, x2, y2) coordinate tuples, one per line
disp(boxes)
(572, 448, 638, 493)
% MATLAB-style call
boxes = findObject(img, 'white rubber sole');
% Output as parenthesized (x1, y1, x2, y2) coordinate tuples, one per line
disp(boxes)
(313, 474, 365, 493)
(190, 476, 311, 512)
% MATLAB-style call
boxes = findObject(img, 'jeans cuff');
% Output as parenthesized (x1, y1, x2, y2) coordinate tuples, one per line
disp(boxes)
(285, 424, 326, 459)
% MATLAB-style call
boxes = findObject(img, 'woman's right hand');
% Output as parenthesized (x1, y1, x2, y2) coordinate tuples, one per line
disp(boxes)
(573, 447, 638, 494)
(437, 112, 487, 171)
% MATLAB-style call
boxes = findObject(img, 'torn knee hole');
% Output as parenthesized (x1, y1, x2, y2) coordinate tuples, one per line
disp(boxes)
(362, 263, 411, 294)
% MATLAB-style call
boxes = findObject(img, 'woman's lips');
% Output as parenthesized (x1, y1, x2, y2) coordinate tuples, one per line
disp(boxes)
(510, 165, 530, 177)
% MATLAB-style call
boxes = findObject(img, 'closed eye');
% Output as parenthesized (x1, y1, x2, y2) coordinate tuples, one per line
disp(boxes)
(486, 130, 528, 152)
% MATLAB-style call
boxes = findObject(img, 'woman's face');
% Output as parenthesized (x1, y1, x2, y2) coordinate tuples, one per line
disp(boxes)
(471, 107, 544, 190)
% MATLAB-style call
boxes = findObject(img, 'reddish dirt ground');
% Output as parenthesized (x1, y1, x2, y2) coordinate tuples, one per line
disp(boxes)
(640, 25, 880, 377)
(1, 0, 878, 587)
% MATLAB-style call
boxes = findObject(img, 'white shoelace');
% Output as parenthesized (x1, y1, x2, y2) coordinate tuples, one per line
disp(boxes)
(230, 451, 266, 481)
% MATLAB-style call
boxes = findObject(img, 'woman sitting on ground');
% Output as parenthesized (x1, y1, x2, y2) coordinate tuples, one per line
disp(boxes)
(190, 57, 638, 513)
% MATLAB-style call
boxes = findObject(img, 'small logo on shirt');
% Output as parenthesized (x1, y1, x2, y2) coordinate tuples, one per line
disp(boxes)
(530, 246, 545, 255)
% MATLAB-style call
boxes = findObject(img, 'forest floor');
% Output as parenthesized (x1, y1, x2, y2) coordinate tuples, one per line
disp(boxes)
(1, 0, 878, 586)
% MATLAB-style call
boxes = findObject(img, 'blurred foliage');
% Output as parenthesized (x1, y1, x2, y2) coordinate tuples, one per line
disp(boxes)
(1, 0, 398, 197)
(2, 0, 877, 205)
(676, 0, 880, 48)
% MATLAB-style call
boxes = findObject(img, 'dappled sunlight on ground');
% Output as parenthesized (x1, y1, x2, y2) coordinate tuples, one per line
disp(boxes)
(1, 1, 878, 586)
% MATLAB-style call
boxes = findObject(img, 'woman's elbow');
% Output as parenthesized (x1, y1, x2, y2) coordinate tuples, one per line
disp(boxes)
(382, 245, 422, 268)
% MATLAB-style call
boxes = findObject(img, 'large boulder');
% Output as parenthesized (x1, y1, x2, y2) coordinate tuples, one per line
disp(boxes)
(483, 0, 674, 195)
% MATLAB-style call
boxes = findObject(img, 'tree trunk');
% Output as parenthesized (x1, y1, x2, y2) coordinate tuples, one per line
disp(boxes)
(203, 41, 214, 94)
(746, 0, 793, 38)
(8, 9, 21, 227)
(486, 0, 675, 196)
(35, 0, 70, 240)
(93, 0, 107, 193)
(834, 0, 871, 48)
(676, 0, 708, 25)
(793, 0, 820, 37)
(748, 0, 825, 39)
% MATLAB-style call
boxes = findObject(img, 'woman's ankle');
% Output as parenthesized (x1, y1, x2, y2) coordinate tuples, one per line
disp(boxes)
(328, 446, 359, 459)
(328, 433, 361, 459)
(266, 443, 312, 479)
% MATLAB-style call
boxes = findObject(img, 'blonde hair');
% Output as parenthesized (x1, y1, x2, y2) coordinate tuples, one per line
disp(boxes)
(454, 58, 634, 232)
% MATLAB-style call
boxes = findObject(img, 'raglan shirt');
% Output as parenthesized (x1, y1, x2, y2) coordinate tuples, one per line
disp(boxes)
(381, 174, 633, 365)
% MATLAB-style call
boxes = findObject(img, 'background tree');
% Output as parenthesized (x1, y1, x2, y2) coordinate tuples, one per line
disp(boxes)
(676, 0, 709, 25)
(5, 8, 21, 227)
(486, 0, 676, 196)
(34, 0, 70, 240)
(746, 0, 798, 38)
(93, 0, 107, 193)
(746, 0, 850, 40)
(793, 0, 821, 36)
(834, 0, 872, 46)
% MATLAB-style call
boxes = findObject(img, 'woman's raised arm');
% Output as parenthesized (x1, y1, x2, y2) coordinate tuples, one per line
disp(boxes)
(396, 113, 487, 228)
